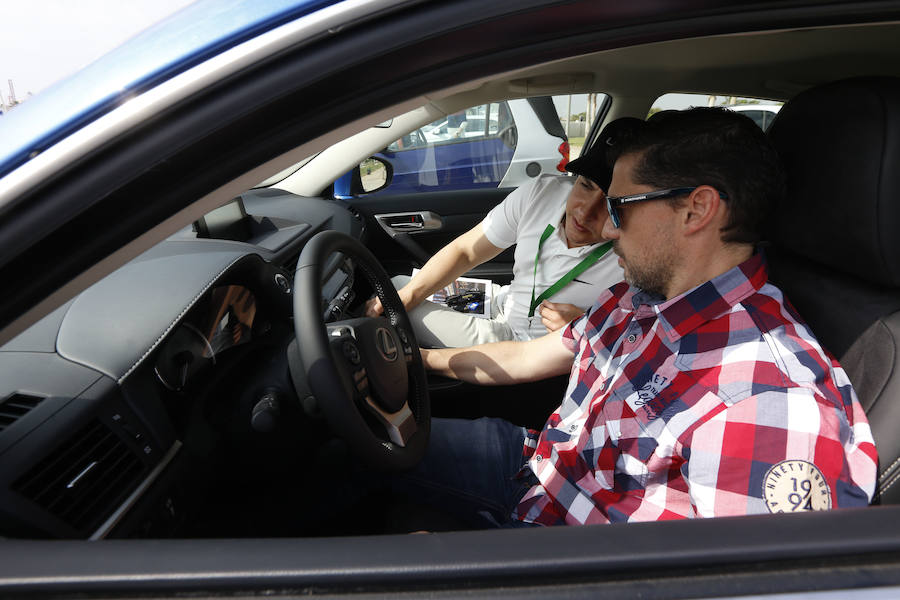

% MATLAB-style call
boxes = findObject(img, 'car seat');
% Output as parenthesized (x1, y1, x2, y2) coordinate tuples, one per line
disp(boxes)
(766, 76, 900, 503)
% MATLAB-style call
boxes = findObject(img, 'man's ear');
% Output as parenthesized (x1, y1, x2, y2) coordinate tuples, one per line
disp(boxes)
(679, 185, 724, 235)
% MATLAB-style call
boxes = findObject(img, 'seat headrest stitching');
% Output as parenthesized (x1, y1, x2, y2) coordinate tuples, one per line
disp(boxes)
(878, 453, 900, 481)
(878, 469, 900, 496)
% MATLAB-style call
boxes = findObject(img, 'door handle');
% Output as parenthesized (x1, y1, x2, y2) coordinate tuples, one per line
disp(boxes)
(375, 211, 442, 234)
(390, 222, 424, 230)
(373, 211, 443, 266)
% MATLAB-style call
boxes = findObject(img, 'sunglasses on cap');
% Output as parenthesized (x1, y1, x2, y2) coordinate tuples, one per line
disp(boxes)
(605, 187, 729, 228)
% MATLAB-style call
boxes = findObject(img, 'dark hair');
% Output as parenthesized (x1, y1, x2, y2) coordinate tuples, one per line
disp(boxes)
(622, 107, 785, 244)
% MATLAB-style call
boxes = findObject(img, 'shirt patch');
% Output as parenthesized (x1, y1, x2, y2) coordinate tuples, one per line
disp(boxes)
(763, 460, 832, 513)
(626, 372, 670, 419)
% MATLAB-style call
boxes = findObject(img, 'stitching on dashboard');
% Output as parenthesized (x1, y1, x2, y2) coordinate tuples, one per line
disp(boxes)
(118, 256, 246, 385)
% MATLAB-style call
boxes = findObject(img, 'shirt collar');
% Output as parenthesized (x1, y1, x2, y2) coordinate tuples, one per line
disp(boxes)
(622, 252, 769, 342)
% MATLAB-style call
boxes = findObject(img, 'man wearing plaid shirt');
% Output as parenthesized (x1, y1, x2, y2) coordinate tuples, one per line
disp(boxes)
(416, 107, 877, 527)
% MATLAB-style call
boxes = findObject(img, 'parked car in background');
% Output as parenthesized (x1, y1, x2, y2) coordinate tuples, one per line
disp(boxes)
(335, 97, 569, 197)
(727, 103, 782, 130)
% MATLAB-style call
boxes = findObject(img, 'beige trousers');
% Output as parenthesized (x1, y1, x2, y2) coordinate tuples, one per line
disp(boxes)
(390, 275, 513, 348)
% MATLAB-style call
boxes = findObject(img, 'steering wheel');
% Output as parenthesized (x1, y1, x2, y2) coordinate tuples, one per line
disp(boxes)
(292, 230, 430, 470)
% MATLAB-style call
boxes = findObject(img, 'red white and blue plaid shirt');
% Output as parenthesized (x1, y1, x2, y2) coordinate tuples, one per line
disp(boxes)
(514, 253, 878, 525)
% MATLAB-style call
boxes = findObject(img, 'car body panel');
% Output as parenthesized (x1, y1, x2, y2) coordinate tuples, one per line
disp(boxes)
(0, 0, 339, 180)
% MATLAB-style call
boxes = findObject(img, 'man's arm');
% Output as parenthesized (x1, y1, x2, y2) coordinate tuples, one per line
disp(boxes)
(684, 390, 877, 517)
(366, 225, 503, 316)
(421, 328, 574, 385)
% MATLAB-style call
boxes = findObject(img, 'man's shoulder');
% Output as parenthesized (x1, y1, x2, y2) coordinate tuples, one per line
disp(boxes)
(536, 173, 574, 193)
(685, 282, 839, 401)
(576, 281, 634, 337)
(738, 282, 821, 350)
(518, 174, 573, 206)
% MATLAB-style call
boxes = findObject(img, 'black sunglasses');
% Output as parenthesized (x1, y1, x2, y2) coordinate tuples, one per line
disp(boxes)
(605, 187, 728, 228)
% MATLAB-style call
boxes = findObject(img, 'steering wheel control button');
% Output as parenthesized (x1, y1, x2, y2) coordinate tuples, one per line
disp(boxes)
(274, 273, 291, 294)
(396, 328, 414, 358)
(326, 303, 343, 320)
(337, 285, 354, 304)
(342, 341, 361, 365)
(251, 393, 281, 433)
(354, 369, 369, 394)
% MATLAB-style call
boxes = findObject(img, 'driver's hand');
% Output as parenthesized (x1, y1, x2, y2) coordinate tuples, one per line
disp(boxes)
(365, 295, 384, 317)
(366, 286, 417, 317)
(539, 300, 584, 332)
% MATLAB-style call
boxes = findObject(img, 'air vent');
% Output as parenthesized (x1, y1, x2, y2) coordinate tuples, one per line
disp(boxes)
(14, 420, 148, 536)
(0, 394, 44, 431)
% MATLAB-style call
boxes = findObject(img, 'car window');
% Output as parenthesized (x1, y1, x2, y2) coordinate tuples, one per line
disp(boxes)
(387, 103, 509, 151)
(650, 93, 783, 131)
(363, 97, 570, 196)
(739, 109, 767, 129)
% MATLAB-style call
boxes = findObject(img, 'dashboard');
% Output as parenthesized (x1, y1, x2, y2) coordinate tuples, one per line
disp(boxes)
(0, 190, 364, 539)
(156, 285, 261, 392)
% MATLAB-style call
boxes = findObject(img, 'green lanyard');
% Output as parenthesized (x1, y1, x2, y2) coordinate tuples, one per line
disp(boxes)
(528, 224, 612, 318)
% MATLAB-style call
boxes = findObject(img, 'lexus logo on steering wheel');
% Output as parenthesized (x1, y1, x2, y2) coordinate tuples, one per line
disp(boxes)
(375, 327, 399, 362)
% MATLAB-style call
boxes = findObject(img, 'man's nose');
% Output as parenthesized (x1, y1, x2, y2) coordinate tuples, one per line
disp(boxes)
(601, 210, 618, 239)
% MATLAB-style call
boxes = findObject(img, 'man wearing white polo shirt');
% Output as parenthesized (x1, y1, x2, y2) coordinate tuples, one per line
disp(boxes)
(366, 118, 640, 348)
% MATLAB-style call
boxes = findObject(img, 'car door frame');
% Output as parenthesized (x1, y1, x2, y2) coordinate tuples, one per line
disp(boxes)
(3, 0, 900, 598)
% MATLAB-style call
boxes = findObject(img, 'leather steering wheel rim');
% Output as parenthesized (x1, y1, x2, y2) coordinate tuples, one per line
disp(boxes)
(293, 230, 430, 470)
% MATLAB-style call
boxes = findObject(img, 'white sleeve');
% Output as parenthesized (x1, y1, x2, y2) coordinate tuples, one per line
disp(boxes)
(480, 178, 542, 248)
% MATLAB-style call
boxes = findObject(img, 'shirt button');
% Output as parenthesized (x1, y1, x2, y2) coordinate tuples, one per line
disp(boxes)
(627, 334, 637, 343)
(569, 424, 577, 432)
(535, 454, 543, 463)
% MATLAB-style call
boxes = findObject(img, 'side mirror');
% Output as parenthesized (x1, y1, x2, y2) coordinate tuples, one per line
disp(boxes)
(353, 157, 393, 195)
(333, 157, 394, 199)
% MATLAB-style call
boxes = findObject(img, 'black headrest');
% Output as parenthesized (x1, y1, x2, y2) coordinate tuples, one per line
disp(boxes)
(767, 77, 900, 287)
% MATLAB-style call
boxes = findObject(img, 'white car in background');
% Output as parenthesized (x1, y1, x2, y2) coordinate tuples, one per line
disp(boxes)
(727, 103, 782, 130)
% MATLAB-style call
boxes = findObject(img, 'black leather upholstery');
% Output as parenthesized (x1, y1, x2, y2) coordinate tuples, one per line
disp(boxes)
(766, 77, 900, 503)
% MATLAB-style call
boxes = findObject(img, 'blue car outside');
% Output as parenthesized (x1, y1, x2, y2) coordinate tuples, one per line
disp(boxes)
(378, 135, 515, 194)
(334, 97, 568, 197)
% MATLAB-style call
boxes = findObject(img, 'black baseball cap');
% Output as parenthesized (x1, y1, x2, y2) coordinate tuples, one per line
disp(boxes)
(565, 116, 646, 190)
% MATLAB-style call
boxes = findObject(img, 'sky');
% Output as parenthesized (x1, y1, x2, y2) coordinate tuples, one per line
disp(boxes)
(0, 0, 196, 103)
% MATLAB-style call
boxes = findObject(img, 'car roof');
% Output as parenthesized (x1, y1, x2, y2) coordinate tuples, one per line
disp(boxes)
(0, 0, 333, 179)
